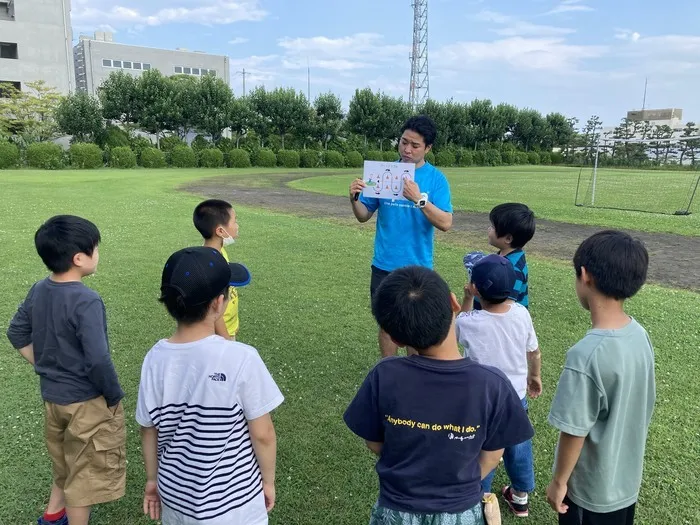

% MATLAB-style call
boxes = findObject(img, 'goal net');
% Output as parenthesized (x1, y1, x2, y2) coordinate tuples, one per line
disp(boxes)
(575, 136, 700, 215)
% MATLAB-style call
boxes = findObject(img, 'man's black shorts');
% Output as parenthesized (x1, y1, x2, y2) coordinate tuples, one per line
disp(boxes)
(370, 265, 391, 300)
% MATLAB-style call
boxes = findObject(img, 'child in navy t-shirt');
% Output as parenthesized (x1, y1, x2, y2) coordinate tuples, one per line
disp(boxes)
(344, 266, 534, 524)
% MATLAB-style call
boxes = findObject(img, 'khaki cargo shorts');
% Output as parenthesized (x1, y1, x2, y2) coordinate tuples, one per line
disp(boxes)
(44, 396, 127, 507)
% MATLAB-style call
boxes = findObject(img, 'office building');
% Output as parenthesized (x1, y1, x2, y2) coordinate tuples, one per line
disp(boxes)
(0, 0, 74, 93)
(74, 32, 230, 94)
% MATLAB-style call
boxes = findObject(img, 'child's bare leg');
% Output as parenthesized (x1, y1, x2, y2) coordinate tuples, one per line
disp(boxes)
(46, 483, 66, 514)
(66, 506, 91, 525)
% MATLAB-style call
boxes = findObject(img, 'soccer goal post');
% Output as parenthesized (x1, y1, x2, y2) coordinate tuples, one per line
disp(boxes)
(575, 135, 700, 216)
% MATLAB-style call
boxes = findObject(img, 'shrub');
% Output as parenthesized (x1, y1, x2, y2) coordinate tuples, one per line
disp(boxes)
(216, 137, 233, 152)
(300, 149, 321, 168)
(99, 125, 130, 149)
(515, 152, 529, 165)
(69, 143, 103, 169)
(457, 150, 473, 167)
(130, 136, 153, 159)
(139, 147, 166, 168)
(199, 148, 224, 168)
(277, 150, 300, 169)
(170, 145, 197, 168)
(471, 150, 484, 166)
(160, 135, 185, 152)
(228, 149, 251, 168)
(425, 151, 436, 165)
(109, 146, 137, 168)
(254, 148, 277, 168)
(345, 151, 364, 168)
(0, 141, 20, 169)
(383, 151, 397, 162)
(435, 150, 456, 167)
(528, 151, 541, 165)
(323, 150, 345, 168)
(483, 149, 502, 167)
(365, 150, 384, 161)
(26, 142, 64, 170)
(191, 134, 211, 154)
(539, 152, 552, 165)
(501, 149, 516, 165)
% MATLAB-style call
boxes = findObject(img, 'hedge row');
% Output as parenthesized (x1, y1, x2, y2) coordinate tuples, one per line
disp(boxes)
(0, 141, 562, 170)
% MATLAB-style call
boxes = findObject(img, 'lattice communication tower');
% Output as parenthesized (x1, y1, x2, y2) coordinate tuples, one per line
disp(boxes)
(409, 0, 429, 109)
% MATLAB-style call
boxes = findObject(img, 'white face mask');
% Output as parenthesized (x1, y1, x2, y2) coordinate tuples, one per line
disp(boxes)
(222, 229, 236, 246)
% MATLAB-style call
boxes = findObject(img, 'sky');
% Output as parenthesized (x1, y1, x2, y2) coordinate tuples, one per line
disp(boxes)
(70, 0, 700, 127)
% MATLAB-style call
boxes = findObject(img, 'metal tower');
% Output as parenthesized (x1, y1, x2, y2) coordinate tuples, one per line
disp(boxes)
(409, 0, 429, 108)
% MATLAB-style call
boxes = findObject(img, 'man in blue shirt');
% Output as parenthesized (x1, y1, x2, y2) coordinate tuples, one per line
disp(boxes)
(349, 115, 453, 357)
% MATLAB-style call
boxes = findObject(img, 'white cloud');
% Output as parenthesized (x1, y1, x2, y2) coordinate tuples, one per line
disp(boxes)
(228, 37, 249, 45)
(72, 1, 267, 28)
(615, 29, 641, 42)
(475, 10, 575, 37)
(543, 0, 594, 16)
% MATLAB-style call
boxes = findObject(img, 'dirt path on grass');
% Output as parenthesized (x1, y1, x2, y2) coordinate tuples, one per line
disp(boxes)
(183, 173, 700, 291)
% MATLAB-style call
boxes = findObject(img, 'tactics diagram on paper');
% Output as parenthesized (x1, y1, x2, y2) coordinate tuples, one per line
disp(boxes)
(362, 161, 416, 201)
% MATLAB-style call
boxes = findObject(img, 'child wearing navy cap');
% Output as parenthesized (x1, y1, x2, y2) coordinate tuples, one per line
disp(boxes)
(457, 254, 542, 518)
(136, 247, 282, 525)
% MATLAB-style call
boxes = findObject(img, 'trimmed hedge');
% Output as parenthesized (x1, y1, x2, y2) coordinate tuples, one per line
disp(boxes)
(300, 150, 321, 168)
(425, 151, 436, 165)
(383, 151, 397, 162)
(139, 147, 166, 168)
(323, 150, 345, 168)
(435, 151, 456, 167)
(170, 146, 197, 168)
(199, 148, 224, 168)
(254, 148, 277, 168)
(0, 142, 20, 169)
(160, 135, 185, 152)
(345, 151, 364, 168)
(27, 142, 64, 170)
(539, 152, 552, 165)
(457, 150, 473, 167)
(228, 149, 251, 168)
(483, 149, 502, 167)
(365, 150, 384, 161)
(109, 146, 137, 168)
(515, 152, 529, 165)
(277, 150, 300, 169)
(528, 151, 541, 165)
(70, 143, 103, 169)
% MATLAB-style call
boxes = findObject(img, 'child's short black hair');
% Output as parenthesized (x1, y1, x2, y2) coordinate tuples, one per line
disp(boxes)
(372, 266, 453, 351)
(159, 286, 230, 325)
(574, 230, 648, 300)
(34, 215, 101, 273)
(193, 199, 233, 239)
(401, 115, 437, 147)
(489, 203, 536, 249)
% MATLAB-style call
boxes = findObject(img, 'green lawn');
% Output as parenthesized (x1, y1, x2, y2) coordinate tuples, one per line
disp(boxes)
(0, 169, 698, 525)
(288, 166, 700, 236)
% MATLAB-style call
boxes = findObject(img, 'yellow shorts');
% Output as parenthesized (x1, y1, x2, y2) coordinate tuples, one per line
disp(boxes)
(44, 396, 126, 507)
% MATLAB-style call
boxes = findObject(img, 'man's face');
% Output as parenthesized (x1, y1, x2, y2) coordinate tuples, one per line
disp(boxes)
(399, 129, 431, 164)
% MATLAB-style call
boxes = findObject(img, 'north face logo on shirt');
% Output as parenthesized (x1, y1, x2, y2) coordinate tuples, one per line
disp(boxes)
(208, 373, 227, 382)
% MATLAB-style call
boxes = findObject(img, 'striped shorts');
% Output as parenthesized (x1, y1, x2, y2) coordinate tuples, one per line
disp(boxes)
(369, 502, 484, 525)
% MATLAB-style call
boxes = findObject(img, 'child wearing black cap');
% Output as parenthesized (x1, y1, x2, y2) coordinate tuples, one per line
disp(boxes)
(456, 254, 542, 518)
(136, 247, 283, 525)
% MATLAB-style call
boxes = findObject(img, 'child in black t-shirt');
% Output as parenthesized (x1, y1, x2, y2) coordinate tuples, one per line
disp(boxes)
(344, 266, 533, 525)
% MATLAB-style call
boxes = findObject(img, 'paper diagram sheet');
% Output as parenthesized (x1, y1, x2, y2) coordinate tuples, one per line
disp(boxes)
(362, 161, 416, 200)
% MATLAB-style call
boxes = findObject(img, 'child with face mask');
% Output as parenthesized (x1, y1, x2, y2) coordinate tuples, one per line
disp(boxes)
(193, 199, 249, 340)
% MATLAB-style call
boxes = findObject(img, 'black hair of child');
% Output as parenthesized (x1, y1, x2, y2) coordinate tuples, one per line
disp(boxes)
(372, 266, 453, 351)
(401, 115, 437, 147)
(34, 215, 101, 274)
(159, 285, 231, 325)
(489, 203, 536, 249)
(193, 199, 233, 239)
(574, 230, 649, 300)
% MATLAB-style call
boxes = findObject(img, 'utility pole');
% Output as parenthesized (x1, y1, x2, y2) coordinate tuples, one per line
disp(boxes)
(237, 68, 248, 96)
(307, 57, 311, 102)
(409, 0, 429, 109)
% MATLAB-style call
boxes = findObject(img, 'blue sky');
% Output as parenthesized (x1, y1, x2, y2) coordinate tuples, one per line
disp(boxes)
(71, 0, 700, 127)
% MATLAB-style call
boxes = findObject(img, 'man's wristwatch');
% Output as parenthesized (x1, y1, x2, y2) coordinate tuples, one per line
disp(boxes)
(417, 192, 429, 208)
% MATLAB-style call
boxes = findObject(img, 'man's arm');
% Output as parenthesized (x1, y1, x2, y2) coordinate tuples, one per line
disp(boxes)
(403, 179, 452, 231)
(547, 432, 586, 513)
(349, 179, 374, 223)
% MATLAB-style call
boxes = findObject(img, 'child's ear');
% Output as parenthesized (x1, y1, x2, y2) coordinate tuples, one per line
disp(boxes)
(505, 234, 514, 245)
(450, 292, 461, 313)
(580, 267, 593, 286)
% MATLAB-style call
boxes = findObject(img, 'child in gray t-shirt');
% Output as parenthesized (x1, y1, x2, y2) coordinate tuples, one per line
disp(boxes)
(546, 231, 655, 525)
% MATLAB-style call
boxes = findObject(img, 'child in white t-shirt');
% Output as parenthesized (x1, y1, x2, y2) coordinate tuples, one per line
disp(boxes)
(456, 253, 542, 518)
(136, 247, 284, 525)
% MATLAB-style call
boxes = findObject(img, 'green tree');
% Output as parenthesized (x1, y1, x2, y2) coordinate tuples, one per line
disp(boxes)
(259, 87, 310, 149)
(0, 81, 63, 143)
(347, 88, 381, 149)
(99, 71, 139, 129)
(375, 93, 412, 150)
(193, 75, 232, 142)
(313, 92, 344, 150)
(679, 122, 700, 166)
(56, 92, 104, 143)
(134, 69, 174, 147)
(227, 96, 254, 148)
(166, 75, 199, 139)
(248, 87, 273, 147)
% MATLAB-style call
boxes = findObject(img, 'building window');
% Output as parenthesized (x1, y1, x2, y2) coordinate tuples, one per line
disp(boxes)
(133, 62, 142, 70)
(209, 70, 217, 77)
(0, 81, 21, 96)
(123, 61, 132, 69)
(0, 1, 14, 21)
(103, 59, 112, 67)
(183, 67, 191, 74)
(174, 66, 183, 74)
(192, 68, 200, 75)
(0, 42, 18, 59)
(113, 60, 122, 68)
(143, 63, 151, 70)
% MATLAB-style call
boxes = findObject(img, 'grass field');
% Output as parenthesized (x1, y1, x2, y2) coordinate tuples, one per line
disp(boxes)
(0, 169, 699, 525)
(289, 166, 700, 236)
